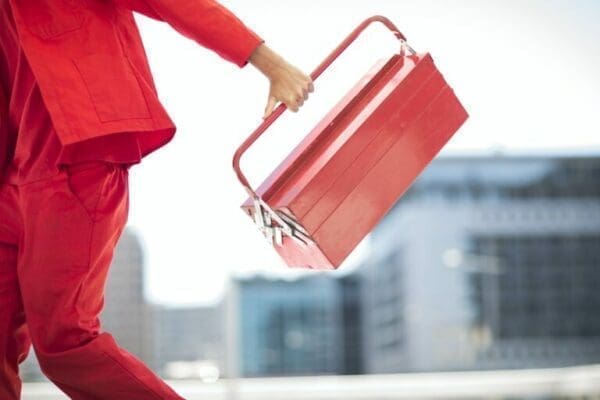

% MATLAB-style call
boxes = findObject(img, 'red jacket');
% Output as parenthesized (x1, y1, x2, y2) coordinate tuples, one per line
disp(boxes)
(8, 0, 263, 151)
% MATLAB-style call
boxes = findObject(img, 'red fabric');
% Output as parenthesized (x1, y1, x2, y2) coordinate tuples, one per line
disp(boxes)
(0, 161, 183, 399)
(0, 1, 144, 185)
(2, 0, 264, 184)
(0, 0, 264, 396)
(7, 0, 263, 148)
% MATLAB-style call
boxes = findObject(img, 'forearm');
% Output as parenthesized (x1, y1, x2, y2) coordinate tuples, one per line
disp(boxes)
(248, 43, 289, 79)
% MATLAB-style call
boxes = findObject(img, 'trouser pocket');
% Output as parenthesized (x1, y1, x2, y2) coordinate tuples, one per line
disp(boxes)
(63, 161, 114, 222)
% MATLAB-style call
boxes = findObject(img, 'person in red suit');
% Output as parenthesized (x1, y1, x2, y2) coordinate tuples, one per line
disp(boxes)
(0, 0, 313, 398)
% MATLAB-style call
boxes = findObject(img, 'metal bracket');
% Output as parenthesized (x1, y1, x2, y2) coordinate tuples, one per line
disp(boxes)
(251, 197, 314, 247)
(400, 39, 417, 56)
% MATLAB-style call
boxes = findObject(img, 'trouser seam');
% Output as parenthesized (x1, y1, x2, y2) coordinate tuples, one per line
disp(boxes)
(74, 168, 112, 320)
(100, 350, 166, 400)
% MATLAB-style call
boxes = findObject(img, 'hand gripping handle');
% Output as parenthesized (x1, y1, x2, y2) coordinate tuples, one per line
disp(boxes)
(232, 15, 414, 201)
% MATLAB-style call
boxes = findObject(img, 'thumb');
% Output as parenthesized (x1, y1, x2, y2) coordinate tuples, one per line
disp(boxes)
(263, 96, 277, 119)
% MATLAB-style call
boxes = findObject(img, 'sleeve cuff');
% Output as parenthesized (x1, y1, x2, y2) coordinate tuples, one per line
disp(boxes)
(235, 32, 265, 68)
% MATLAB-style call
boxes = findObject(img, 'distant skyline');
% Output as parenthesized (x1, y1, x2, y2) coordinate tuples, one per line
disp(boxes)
(125, 0, 600, 306)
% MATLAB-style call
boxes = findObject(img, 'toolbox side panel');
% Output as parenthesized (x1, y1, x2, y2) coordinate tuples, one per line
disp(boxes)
(315, 83, 468, 266)
(299, 62, 445, 233)
(278, 55, 433, 222)
(275, 238, 335, 270)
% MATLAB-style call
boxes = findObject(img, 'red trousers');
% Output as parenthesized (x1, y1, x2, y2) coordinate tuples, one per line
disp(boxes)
(0, 161, 183, 399)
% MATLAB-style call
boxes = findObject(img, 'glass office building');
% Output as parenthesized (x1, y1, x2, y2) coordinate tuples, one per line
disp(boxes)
(228, 274, 362, 377)
(361, 154, 600, 372)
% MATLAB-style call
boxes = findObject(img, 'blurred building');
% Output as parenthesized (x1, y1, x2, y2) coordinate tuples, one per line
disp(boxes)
(340, 274, 364, 375)
(102, 229, 155, 367)
(225, 273, 362, 377)
(104, 229, 227, 377)
(151, 304, 226, 378)
(360, 154, 600, 373)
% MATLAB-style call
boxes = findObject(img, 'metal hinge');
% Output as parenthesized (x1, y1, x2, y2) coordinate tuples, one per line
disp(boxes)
(400, 39, 417, 56)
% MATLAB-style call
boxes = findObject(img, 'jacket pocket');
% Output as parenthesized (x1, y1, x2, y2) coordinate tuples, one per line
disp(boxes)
(72, 53, 152, 122)
(16, 0, 85, 40)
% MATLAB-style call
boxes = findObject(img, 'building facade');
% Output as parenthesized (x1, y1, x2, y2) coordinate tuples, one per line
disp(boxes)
(151, 304, 226, 378)
(226, 273, 362, 377)
(360, 155, 600, 372)
(101, 229, 155, 368)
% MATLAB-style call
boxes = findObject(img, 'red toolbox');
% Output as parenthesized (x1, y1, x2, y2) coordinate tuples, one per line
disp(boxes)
(233, 15, 468, 269)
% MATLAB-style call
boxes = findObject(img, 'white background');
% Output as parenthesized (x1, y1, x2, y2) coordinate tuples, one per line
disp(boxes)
(127, 0, 600, 306)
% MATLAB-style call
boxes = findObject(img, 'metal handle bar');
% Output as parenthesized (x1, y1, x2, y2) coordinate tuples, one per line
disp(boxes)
(232, 15, 414, 201)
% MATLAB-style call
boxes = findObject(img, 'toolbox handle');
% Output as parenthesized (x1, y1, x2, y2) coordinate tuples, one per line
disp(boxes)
(233, 15, 414, 200)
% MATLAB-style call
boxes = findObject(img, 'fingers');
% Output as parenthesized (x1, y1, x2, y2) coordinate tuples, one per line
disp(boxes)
(301, 76, 312, 100)
(263, 96, 277, 119)
(307, 78, 314, 93)
(282, 90, 303, 112)
(296, 91, 305, 107)
(288, 76, 312, 112)
(267, 71, 314, 115)
(286, 95, 300, 112)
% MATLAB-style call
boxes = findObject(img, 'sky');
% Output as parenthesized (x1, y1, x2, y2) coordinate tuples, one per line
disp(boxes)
(126, 0, 600, 306)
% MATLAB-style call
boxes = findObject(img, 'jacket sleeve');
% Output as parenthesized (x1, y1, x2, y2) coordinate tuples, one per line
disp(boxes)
(112, 0, 264, 68)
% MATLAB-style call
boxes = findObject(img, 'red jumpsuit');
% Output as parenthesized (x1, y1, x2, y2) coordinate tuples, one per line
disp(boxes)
(0, 0, 261, 398)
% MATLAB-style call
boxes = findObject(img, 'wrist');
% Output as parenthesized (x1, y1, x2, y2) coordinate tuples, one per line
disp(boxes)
(249, 43, 287, 79)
